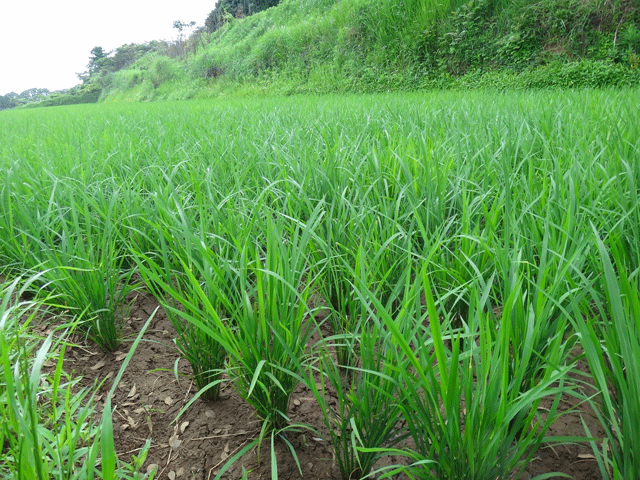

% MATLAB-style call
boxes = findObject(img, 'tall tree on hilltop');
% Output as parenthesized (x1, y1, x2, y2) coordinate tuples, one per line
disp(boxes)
(88, 47, 108, 75)
(205, 0, 280, 33)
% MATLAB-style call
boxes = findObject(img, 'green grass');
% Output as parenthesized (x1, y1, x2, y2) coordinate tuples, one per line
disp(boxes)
(0, 275, 157, 479)
(1, 88, 639, 478)
(571, 233, 640, 479)
(90, 0, 640, 100)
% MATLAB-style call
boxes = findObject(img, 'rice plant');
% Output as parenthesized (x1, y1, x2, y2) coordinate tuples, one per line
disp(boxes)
(0, 275, 157, 479)
(131, 179, 240, 401)
(304, 308, 408, 479)
(35, 183, 137, 352)
(359, 268, 576, 480)
(215, 205, 323, 431)
(572, 233, 640, 479)
(310, 192, 366, 367)
(1, 89, 639, 478)
(139, 198, 324, 431)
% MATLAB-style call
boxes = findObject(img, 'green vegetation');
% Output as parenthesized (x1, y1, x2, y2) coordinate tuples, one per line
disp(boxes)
(1, 89, 639, 478)
(91, 0, 640, 101)
(573, 235, 640, 480)
(0, 275, 157, 479)
(5, 0, 637, 110)
(0, 88, 52, 109)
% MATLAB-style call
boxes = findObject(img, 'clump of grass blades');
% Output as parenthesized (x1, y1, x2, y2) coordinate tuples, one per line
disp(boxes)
(314, 247, 367, 368)
(312, 197, 414, 367)
(40, 252, 135, 353)
(174, 309, 227, 402)
(138, 201, 323, 432)
(309, 193, 364, 367)
(0, 275, 157, 479)
(24, 182, 138, 353)
(1, 290, 96, 479)
(134, 219, 232, 401)
(223, 207, 322, 431)
(571, 233, 640, 480)
(304, 313, 408, 479)
(363, 268, 575, 480)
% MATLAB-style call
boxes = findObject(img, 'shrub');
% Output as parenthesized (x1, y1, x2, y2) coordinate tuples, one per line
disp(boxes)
(147, 54, 179, 86)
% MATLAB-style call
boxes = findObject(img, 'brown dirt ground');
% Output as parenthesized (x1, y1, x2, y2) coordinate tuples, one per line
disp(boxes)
(43, 290, 603, 480)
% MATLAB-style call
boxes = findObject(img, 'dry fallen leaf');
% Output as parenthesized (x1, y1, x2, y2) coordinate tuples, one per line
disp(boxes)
(91, 360, 106, 371)
(164, 396, 174, 406)
(169, 434, 182, 449)
(134, 407, 146, 414)
(127, 385, 136, 398)
(127, 415, 137, 429)
(146, 464, 157, 474)
(578, 453, 596, 460)
(220, 442, 230, 461)
(176, 467, 185, 477)
(180, 421, 189, 434)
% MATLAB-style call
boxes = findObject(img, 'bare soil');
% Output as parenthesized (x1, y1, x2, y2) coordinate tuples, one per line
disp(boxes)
(51, 291, 603, 480)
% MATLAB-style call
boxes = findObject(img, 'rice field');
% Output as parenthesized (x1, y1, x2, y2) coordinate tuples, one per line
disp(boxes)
(1, 89, 639, 480)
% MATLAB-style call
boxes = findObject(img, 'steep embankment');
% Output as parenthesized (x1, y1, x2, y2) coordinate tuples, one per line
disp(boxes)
(85, 0, 640, 101)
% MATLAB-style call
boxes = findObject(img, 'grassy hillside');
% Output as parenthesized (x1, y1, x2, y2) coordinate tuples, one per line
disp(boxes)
(59, 0, 640, 103)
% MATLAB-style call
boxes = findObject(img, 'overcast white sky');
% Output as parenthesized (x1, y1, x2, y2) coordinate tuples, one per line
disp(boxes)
(0, 2, 215, 96)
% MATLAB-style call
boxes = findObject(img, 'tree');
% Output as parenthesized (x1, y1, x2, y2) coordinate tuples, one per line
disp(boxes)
(103, 43, 154, 72)
(18, 88, 50, 100)
(173, 20, 197, 40)
(78, 47, 108, 83)
(0, 89, 50, 109)
(205, 0, 275, 33)
(0, 95, 16, 110)
(88, 46, 108, 75)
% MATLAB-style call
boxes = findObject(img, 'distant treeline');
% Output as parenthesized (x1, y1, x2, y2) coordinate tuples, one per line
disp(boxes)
(0, 88, 51, 110)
